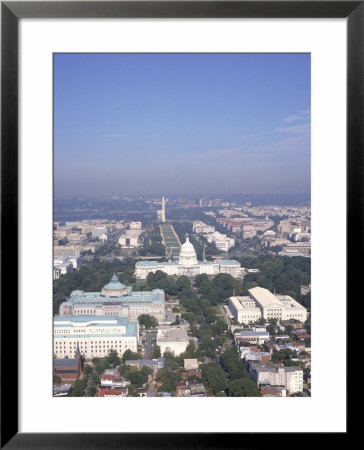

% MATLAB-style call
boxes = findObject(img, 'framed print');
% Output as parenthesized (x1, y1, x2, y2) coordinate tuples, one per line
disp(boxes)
(1, 1, 359, 448)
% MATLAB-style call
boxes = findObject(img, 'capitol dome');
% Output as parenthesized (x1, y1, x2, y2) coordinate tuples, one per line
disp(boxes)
(178, 237, 198, 266)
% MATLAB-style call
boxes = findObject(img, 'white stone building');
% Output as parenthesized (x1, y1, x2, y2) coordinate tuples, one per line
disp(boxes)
(119, 229, 143, 248)
(135, 237, 244, 279)
(249, 363, 304, 394)
(129, 221, 142, 230)
(205, 231, 235, 252)
(59, 274, 166, 322)
(192, 221, 215, 234)
(53, 255, 82, 280)
(92, 226, 110, 239)
(156, 325, 189, 356)
(229, 287, 307, 324)
(229, 297, 262, 324)
(53, 315, 139, 359)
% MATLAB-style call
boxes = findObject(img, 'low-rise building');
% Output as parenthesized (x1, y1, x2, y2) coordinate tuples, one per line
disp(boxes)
(204, 231, 235, 252)
(184, 358, 199, 370)
(239, 347, 271, 363)
(92, 226, 110, 239)
(98, 387, 128, 397)
(119, 229, 143, 248)
(292, 328, 310, 340)
(53, 255, 82, 279)
(176, 382, 206, 397)
(249, 362, 304, 394)
(260, 384, 286, 397)
(156, 325, 189, 356)
(53, 260, 73, 279)
(53, 384, 73, 397)
(192, 221, 215, 234)
(125, 358, 165, 374)
(233, 329, 270, 345)
(53, 357, 82, 380)
(100, 370, 130, 388)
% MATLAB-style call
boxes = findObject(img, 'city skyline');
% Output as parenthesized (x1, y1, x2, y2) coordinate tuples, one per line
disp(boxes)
(54, 53, 310, 197)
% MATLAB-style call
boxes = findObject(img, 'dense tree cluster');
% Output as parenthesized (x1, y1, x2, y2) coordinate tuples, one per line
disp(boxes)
(53, 375, 61, 385)
(228, 378, 261, 397)
(138, 314, 158, 329)
(139, 230, 166, 256)
(152, 345, 161, 359)
(156, 368, 182, 393)
(219, 347, 261, 397)
(71, 378, 86, 397)
(117, 364, 152, 393)
(271, 348, 297, 364)
(53, 258, 136, 314)
(235, 254, 310, 305)
(195, 273, 244, 305)
(201, 363, 228, 395)
(121, 349, 142, 363)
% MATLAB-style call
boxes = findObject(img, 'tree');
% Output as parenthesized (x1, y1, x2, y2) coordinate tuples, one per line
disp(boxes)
(220, 347, 249, 380)
(212, 318, 227, 336)
(301, 292, 311, 308)
(90, 372, 100, 386)
(201, 363, 228, 395)
(128, 370, 148, 387)
(93, 358, 111, 374)
(122, 349, 142, 362)
(266, 323, 277, 335)
(83, 364, 92, 376)
(138, 314, 158, 329)
(71, 379, 85, 397)
(141, 365, 153, 377)
(107, 349, 121, 367)
(87, 386, 97, 397)
(204, 306, 217, 324)
(53, 375, 61, 385)
(156, 369, 182, 393)
(176, 275, 191, 292)
(228, 378, 261, 397)
(152, 345, 161, 359)
(170, 314, 181, 326)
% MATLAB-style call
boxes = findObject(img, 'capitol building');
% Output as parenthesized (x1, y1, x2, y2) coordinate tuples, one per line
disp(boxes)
(135, 237, 245, 279)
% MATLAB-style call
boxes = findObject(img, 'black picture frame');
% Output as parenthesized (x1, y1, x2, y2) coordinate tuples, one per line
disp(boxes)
(1, 1, 358, 448)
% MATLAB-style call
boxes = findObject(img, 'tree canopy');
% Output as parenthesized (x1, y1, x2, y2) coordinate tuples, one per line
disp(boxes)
(138, 314, 158, 329)
(201, 363, 228, 395)
(228, 378, 261, 397)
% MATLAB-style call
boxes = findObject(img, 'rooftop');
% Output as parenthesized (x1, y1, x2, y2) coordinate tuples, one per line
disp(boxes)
(248, 287, 284, 308)
(63, 288, 164, 306)
(157, 326, 189, 343)
(54, 315, 128, 327)
(54, 358, 79, 367)
(102, 274, 126, 291)
(250, 362, 302, 373)
(229, 297, 260, 311)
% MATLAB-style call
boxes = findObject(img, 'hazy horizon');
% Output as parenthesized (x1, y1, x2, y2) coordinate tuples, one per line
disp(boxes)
(54, 53, 310, 197)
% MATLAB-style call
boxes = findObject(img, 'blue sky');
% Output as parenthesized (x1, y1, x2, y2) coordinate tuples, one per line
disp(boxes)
(54, 53, 310, 196)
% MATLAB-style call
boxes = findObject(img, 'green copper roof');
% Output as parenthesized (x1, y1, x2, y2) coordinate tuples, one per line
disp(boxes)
(103, 273, 126, 290)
